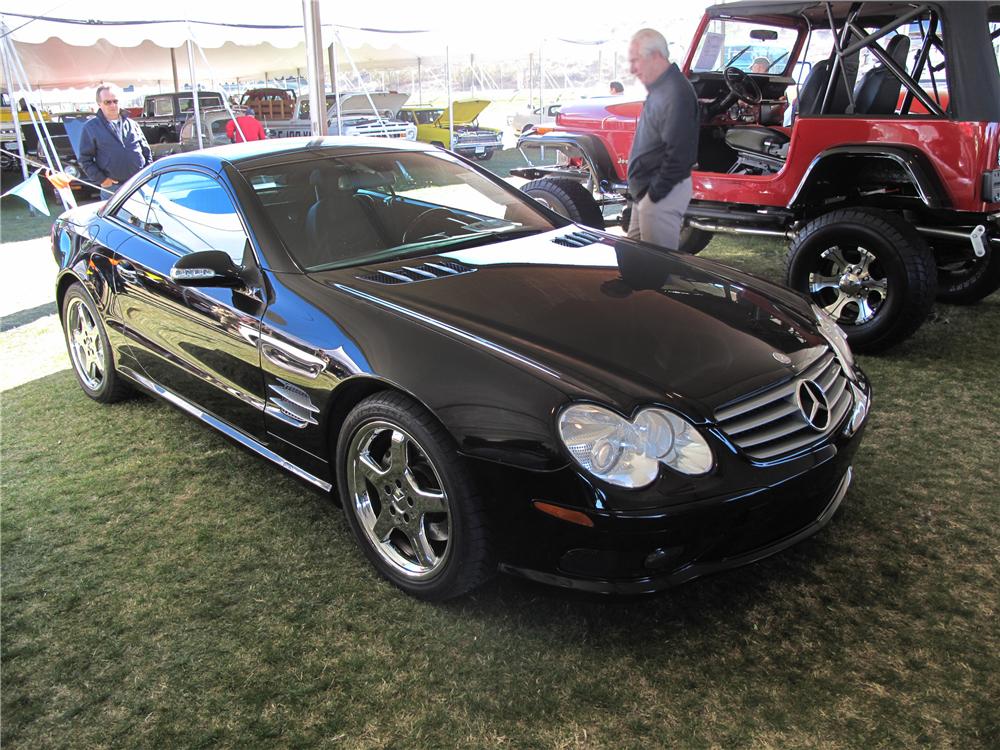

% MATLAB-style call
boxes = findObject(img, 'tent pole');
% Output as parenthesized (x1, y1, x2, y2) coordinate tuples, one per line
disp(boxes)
(539, 43, 544, 127)
(331, 34, 342, 134)
(302, 0, 327, 136)
(171, 47, 179, 91)
(327, 44, 335, 97)
(446, 46, 453, 152)
(417, 58, 422, 105)
(0, 28, 30, 183)
(186, 39, 203, 149)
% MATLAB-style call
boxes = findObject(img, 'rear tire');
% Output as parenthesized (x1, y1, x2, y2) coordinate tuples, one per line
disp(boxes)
(785, 207, 936, 353)
(934, 243, 1000, 305)
(61, 283, 133, 403)
(521, 177, 604, 229)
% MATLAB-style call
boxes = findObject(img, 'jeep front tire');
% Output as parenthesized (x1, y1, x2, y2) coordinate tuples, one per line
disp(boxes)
(521, 178, 604, 229)
(785, 207, 937, 353)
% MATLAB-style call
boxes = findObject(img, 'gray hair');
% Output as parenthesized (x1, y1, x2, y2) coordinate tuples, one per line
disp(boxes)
(631, 28, 670, 61)
(95, 84, 117, 103)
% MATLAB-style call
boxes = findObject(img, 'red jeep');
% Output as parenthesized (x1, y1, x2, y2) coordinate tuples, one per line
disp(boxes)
(515, 1, 1000, 352)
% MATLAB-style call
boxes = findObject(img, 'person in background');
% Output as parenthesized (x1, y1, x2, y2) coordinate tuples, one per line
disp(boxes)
(226, 107, 267, 143)
(625, 28, 699, 250)
(78, 83, 152, 199)
(751, 57, 771, 73)
(609, 80, 625, 95)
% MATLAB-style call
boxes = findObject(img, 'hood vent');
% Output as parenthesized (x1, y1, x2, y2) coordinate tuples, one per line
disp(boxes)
(552, 230, 605, 248)
(358, 260, 474, 285)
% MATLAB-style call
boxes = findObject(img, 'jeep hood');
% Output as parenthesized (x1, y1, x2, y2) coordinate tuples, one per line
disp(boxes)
(314, 231, 830, 416)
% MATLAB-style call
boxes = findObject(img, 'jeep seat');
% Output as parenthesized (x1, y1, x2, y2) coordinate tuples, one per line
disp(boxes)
(853, 35, 911, 115)
(724, 126, 791, 174)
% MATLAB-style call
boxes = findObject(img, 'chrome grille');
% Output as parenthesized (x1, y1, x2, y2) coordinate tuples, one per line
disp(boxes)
(714, 350, 854, 461)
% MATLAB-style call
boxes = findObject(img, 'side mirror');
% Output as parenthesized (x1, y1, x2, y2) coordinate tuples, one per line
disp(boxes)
(170, 250, 244, 287)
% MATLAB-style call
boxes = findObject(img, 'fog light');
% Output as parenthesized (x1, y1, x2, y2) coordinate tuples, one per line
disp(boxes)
(644, 546, 684, 570)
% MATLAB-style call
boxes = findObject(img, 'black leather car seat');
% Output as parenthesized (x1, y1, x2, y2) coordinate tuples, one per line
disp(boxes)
(853, 35, 911, 115)
(303, 169, 385, 269)
(724, 49, 860, 174)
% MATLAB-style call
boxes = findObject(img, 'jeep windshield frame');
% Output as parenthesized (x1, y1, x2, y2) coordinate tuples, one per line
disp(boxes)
(698, 1, 1000, 121)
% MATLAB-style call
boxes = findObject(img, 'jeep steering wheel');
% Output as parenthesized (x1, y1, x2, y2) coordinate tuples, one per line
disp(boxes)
(724, 66, 763, 105)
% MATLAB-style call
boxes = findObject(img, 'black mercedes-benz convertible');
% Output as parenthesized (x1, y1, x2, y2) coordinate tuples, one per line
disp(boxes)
(52, 137, 870, 600)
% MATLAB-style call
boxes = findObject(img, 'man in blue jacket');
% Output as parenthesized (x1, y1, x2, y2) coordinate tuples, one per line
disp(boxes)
(625, 29, 699, 250)
(79, 84, 152, 198)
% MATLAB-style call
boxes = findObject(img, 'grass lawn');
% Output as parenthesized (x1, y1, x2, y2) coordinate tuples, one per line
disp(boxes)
(2, 170, 999, 747)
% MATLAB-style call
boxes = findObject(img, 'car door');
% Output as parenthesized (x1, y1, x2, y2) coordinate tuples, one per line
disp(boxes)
(112, 168, 268, 440)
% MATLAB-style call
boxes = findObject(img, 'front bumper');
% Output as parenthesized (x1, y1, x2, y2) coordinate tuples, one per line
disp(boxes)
(491, 378, 870, 594)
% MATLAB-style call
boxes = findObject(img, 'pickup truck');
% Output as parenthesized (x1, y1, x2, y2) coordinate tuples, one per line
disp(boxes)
(263, 91, 416, 140)
(137, 90, 226, 144)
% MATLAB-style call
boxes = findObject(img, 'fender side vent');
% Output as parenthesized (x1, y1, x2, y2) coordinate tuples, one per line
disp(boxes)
(552, 230, 605, 248)
(359, 261, 474, 285)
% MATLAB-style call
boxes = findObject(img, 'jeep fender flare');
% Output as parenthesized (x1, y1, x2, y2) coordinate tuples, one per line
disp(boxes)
(515, 132, 621, 189)
(787, 145, 949, 211)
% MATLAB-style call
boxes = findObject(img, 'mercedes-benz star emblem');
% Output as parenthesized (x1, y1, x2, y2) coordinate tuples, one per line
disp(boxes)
(772, 352, 792, 365)
(796, 379, 830, 431)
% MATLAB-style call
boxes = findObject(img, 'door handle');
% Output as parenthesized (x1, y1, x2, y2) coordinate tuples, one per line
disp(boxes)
(117, 261, 138, 283)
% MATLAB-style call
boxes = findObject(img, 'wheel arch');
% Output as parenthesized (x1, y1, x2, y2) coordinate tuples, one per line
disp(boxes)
(514, 132, 621, 187)
(788, 145, 950, 212)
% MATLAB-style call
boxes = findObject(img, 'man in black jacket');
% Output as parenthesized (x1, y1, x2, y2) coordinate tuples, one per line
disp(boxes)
(79, 84, 152, 198)
(625, 29, 699, 250)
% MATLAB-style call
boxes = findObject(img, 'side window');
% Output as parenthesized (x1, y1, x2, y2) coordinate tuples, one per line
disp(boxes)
(201, 95, 223, 108)
(113, 178, 157, 229)
(211, 119, 228, 136)
(147, 171, 249, 263)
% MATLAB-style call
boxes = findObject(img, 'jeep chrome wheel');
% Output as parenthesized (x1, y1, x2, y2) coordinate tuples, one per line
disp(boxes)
(786, 208, 936, 353)
(337, 392, 495, 600)
(347, 420, 452, 579)
(807, 245, 887, 325)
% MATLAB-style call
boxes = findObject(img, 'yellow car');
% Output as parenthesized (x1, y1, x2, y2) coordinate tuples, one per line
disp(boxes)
(397, 100, 503, 160)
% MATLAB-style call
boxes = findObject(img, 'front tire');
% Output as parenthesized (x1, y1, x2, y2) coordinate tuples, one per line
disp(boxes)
(521, 177, 604, 229)
(785, 208, 936, 353)
(61, 283, 132, 403)
(336, 392, 495, 600)
(677, 226, 713, 254)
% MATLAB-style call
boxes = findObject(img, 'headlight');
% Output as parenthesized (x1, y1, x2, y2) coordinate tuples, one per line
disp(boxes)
(557, 404, 713, 488)
(812, 304, 856, 375)
(64, 163, 80, 178)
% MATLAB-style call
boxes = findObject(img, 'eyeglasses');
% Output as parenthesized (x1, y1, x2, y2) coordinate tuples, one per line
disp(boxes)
(101, 99, 119, 104)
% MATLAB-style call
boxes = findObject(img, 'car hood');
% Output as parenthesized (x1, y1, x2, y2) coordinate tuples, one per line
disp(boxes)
(430, 100, 491, 126)
(313, 230, 831, 416)
(329, 92, 410, 118)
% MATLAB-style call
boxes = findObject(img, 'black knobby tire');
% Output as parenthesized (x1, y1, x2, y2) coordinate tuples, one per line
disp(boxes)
(61, 283, 133, 403)
(935, 244, 1000, 305)
(785, 207, 937, 353)
(677, 226, 713, 254)
(336, 391, 495, 600)
(473, 150, 494, 161)
(521, 177, 605, 229)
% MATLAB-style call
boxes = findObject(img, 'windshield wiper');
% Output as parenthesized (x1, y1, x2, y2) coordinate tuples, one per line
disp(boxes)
(724, 45, 752, 68)
(306, 228, 542, 272)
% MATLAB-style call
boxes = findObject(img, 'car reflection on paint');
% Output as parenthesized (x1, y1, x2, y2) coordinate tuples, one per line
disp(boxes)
(52, 137, 870, 600)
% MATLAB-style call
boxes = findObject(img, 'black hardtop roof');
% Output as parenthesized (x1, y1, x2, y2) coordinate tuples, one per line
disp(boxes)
(150, 136, 435, 173)
(706, 1, 999, 25)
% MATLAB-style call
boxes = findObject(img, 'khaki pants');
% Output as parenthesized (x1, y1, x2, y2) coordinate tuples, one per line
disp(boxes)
(627, 177, 693, 250)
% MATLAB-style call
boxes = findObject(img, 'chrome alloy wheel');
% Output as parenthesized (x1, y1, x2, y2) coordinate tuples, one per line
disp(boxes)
(66, 296, 107, 391)
(808, 245, 888, 325)
(347, 420, 452, 580)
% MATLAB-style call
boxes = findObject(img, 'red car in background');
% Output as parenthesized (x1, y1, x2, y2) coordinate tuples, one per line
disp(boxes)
(516, 1, 1000, 352)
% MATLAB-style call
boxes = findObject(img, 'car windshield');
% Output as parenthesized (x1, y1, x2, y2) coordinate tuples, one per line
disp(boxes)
(692, 20, 799, 74)
(243, 149, 562, 271)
